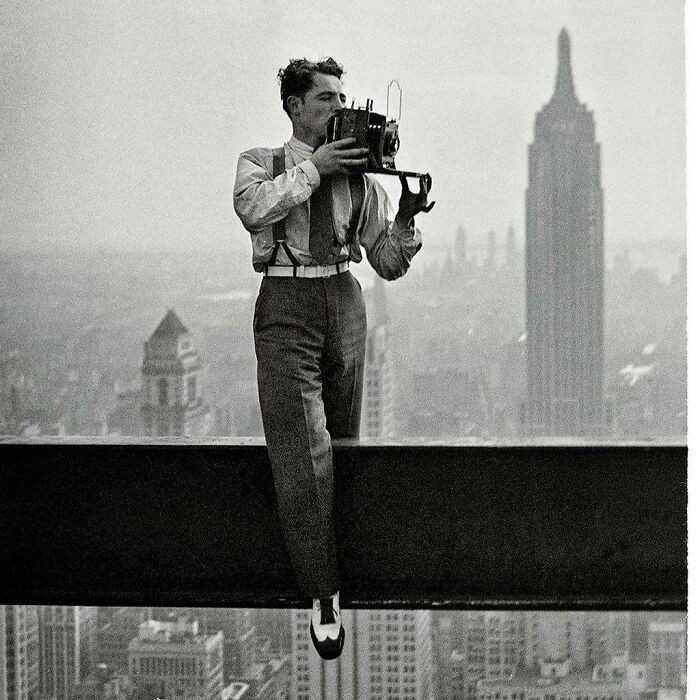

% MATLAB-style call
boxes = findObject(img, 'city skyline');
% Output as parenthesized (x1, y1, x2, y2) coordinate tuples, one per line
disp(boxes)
(1, 606, 687, 700)
(1, 1, 686, 264)
(0, 4, 689, 695)
(0, 221, 686, 441)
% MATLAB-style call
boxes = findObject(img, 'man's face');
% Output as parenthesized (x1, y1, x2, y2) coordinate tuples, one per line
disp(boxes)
(292, 73, 346, 145)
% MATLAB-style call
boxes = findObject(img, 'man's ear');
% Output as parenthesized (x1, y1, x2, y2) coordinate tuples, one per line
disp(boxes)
(286, 95, 301, 117)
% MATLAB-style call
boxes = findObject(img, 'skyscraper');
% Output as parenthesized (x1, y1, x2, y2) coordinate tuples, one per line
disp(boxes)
(38, 607, 97, 700)
(449, 612, 520, 700)
(522, 612, 587, 669)
(432, 615, 456, 700)
(647, 621, 686, 691)
(585, 612, 631, 665)
(361, 280, 395, 439)
(505, 225, 516, 271)
(290, 609, 433, 699)
(1, 606, 39, 700)
(525, 29, 605, 436)
(190, 608, 256, 682)
(140, 309, 211, 437)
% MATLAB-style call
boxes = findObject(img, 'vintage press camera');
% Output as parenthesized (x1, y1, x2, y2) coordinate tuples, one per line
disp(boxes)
(325, 81, 425, 178)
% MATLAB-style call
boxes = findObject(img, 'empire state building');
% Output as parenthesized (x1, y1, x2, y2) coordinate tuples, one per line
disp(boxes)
(526, 29, 605, 436)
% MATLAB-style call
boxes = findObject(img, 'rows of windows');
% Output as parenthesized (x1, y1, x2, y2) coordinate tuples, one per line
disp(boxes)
(475, 693, 623, 700)
(155, 376, 198, 406)
(132, 655, 200, 677)
(369, 613, 412, 622)
(650, 635, 684, 651)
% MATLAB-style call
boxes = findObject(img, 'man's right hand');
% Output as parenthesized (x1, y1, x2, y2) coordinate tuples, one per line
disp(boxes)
(310, 138, 369, 176)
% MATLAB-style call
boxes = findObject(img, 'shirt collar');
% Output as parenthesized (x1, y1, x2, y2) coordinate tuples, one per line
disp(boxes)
(287, 135, 315, 159)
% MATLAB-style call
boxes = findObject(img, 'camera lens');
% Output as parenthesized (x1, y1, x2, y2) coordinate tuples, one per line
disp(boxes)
(384, 126, 400, 156)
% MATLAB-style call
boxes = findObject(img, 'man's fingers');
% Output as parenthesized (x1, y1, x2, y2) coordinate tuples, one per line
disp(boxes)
(419, 173, 433, 195)
(332, 143, 368, 155)
(423, 200, 436, 213)
(339, 158, 367, 171)
(335, 147, 369, 157)
(332, 137, 357, 147)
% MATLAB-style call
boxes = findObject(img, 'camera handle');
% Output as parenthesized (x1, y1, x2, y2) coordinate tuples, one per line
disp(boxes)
(386, 80, 402, 121)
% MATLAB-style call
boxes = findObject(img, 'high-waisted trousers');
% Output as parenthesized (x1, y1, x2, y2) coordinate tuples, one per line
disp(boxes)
(253, 270, 367, 598)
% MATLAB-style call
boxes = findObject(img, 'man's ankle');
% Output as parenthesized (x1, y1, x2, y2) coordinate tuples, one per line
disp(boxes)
(313, 590, 339, 605)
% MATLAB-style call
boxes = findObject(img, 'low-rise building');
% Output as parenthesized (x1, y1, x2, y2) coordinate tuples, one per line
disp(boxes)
(475, 656, 627, 700)
(128, 617, 223, 700)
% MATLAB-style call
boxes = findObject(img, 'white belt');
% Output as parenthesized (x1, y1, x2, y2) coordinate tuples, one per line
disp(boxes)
(263, 260, 350, 278)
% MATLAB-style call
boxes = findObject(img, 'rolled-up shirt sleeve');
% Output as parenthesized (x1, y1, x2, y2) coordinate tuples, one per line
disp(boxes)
(233, 148, 320, 231)
(357, 176, 423, 280)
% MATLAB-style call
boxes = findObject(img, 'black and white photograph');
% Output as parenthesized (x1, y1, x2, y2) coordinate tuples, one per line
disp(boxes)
(0, 1, 690, 699)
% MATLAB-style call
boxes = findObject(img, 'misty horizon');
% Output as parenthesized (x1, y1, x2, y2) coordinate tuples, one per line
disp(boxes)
(1, 0, 686, 264)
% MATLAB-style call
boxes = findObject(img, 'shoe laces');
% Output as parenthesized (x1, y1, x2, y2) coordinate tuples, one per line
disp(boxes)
(319, 597, 337, 625)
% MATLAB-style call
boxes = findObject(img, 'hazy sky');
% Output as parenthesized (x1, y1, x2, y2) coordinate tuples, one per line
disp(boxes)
(0, 0, 686, 266)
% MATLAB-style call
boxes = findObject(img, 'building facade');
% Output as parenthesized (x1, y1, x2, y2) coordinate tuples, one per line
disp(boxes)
(97, 608, 151, 674)
(526, 29, 605, 436)
(447, 612, 520, 700)
(475, 657, 627, 700)
(190, 609, 256, 683)
(362, 280, 395, 439)
(141, 309, 211, 437)
(128, 617, 223, 700)
(291, 609, 433, 700)
(38, 607, 97, 700)
(1, 606, 40, 700)
(647, 622, 686, 691)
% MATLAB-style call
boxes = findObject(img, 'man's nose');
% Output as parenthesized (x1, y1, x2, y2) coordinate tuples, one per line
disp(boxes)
(331, 95, 344, 110)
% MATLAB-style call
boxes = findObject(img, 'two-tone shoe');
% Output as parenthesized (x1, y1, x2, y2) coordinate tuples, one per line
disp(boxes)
(309, 591, 345, 660)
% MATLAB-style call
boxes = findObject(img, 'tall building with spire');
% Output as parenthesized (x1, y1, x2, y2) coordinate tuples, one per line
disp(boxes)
(525, 29, 605, 436)
(141, 310, 211, 437)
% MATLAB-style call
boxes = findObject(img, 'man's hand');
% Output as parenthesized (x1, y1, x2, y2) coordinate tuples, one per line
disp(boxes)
(310, 137, 369, 176)
(396, 173, 435, 228)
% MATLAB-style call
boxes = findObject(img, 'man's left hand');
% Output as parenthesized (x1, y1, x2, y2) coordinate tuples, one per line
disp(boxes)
(396, 173, 435, 227)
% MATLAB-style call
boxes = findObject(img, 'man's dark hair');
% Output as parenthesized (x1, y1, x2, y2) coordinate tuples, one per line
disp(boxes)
(277, 57, 344, 117)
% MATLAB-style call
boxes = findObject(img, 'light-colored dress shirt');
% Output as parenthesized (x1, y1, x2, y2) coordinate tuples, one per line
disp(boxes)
(233, 136, 422, 280)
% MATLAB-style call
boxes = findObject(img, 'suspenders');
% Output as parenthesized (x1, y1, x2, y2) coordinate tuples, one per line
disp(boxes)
(347, 174, 365, 243)
(269, 147, 301, 270)
(266, 146, 365, 274)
